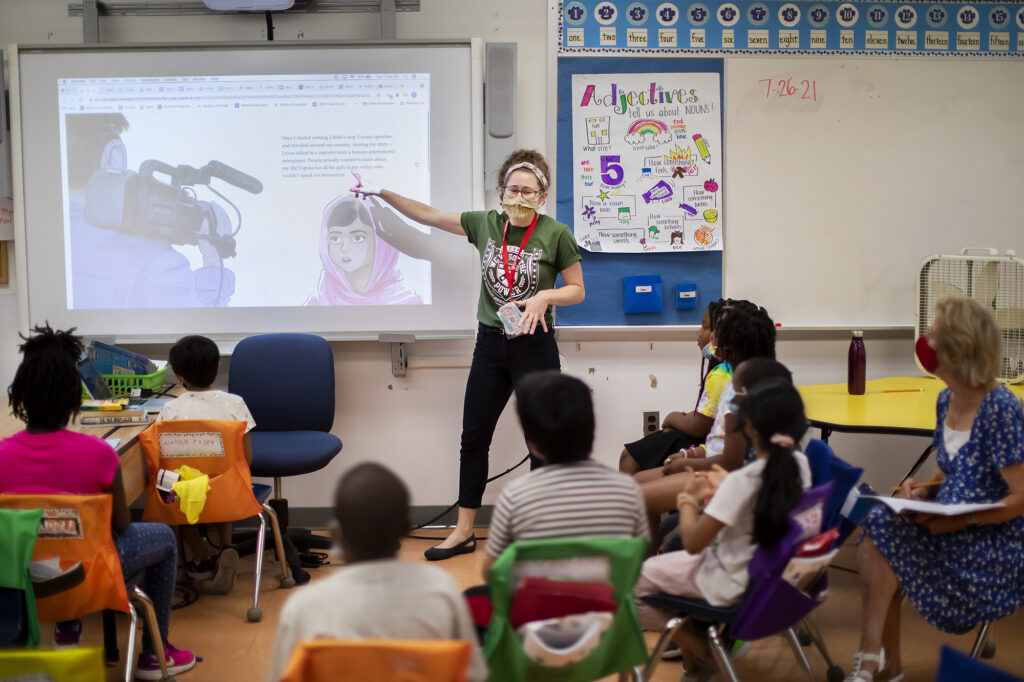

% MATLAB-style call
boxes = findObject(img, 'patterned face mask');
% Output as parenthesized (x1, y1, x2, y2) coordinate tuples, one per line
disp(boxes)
(501, 194, 540, 222)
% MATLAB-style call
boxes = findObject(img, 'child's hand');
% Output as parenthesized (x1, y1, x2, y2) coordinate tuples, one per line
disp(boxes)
(663, 452, 691, 475)
(699, 464, 729, 494)
(681, 468, 712, 500)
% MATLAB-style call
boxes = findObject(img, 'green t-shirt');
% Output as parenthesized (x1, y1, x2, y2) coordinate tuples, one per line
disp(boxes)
(461, 210, 581, 329)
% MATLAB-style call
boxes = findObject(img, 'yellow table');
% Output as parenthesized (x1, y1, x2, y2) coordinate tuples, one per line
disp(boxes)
(798, 376, 1024, 481)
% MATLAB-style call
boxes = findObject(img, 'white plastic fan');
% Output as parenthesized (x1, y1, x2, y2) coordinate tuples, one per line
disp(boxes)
(917, 248, 1024, 384)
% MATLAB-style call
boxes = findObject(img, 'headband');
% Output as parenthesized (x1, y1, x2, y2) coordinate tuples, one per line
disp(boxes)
(504, 161, 549, 190)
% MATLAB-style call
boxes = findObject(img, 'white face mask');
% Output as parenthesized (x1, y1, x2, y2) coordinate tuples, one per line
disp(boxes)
(501, 194, 540, 223)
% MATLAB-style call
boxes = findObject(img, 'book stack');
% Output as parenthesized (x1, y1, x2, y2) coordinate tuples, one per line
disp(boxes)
(79, 410, 150, 426)
(81, 399, 129, 411)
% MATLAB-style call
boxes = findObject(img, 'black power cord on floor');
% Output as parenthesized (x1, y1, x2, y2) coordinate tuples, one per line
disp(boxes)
(405, 453, 532, 541)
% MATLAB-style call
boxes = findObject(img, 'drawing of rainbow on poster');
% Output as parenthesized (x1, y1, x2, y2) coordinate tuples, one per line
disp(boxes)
(571, 72, 722, 253)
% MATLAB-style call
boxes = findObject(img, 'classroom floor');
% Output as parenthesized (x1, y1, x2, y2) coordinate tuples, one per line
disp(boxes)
(65, 530, 1024, 682)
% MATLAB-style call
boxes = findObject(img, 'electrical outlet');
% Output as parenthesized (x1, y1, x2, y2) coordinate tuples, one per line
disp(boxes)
(643, 411, 660, 436)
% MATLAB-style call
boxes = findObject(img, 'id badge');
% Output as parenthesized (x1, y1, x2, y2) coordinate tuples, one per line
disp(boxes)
(497, 302, 525, 338)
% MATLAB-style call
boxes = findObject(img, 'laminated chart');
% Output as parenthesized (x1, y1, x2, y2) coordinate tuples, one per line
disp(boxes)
(572, 72, 722, 253)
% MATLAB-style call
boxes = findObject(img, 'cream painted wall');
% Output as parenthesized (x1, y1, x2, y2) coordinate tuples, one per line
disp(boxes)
(0, 0, 930, 512)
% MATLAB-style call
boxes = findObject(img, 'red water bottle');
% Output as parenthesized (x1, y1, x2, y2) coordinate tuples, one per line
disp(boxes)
(848, 330, 866, 395)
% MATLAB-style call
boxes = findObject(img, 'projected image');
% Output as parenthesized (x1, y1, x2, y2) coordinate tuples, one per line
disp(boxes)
(305, 195, 422, 306)
(58, 73, 431, 310)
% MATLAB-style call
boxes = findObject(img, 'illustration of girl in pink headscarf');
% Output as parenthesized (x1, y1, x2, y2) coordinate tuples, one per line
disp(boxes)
(305, 195, 423, 306)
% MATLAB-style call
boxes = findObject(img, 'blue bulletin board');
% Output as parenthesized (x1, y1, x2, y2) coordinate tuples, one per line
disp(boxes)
(555, 56, 724, 326)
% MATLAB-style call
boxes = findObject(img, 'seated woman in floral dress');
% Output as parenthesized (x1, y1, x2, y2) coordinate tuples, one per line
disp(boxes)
(846, 296, 1024, 682)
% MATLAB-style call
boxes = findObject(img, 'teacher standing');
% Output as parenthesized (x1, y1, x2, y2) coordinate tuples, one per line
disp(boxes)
(351, 149, 585, 560)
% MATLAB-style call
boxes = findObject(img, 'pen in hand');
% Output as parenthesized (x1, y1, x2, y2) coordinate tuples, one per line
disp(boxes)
(890, 480, 942, 493)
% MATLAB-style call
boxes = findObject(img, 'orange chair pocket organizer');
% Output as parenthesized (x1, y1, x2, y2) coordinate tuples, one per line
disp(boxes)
(140, 419, 262, 526)
(0, 494, 130, 623)
(280, 639, 471, 682)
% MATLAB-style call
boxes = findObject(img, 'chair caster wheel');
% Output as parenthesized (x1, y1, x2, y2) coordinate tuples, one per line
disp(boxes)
(797, 628, 812, 646)
(981, 641, 996, 659)
(826, 665, 845, 682)
(247, 607, 263, 622)
(281, 576, 297, 589)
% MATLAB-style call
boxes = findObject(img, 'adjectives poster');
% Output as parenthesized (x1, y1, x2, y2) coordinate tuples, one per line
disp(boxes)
(571, 72, 722, 253)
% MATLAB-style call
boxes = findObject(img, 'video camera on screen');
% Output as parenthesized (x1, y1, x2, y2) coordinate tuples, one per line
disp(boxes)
(84, 159, 263, 259)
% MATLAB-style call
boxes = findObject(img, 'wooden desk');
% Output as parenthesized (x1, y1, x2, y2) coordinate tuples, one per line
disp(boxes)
(798, 376, 1024, 481)
(1, 392, 180, 504)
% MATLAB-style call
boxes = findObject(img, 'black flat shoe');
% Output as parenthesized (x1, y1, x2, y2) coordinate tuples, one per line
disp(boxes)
(424, 536, 476, 561)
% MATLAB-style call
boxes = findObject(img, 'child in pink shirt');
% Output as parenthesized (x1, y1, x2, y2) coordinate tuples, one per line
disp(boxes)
(0, 325, 196, 679)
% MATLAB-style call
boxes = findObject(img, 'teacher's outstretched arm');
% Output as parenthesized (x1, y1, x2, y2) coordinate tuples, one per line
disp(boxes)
(349, 173, 464, 236)
(516, 261, 585, 334)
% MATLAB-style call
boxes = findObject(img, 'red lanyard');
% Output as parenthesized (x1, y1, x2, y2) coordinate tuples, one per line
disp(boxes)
(502, 213, 539, 299)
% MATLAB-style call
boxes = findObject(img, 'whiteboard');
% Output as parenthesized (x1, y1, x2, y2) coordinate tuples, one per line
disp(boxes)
(10, 41, 483, 341)
(723, 56, 1024, 328)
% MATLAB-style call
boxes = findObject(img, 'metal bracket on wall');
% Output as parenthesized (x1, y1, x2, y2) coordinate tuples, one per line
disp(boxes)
(68, 0, 420, 17)
(378, 334, 415, 378)
(82, 0, 100, 43)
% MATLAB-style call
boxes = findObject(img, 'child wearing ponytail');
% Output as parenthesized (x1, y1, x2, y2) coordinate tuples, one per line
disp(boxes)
(634, 373, 811, 675)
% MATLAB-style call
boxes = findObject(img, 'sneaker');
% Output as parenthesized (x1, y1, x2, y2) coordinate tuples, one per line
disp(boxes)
(729, 639, 751, 661)
(197, 548, 238, 595)
(186, 558, 216, 582)
(52, 619, 82, 649)
(661, 641, 683, 660)
(135, 644, 196, 680)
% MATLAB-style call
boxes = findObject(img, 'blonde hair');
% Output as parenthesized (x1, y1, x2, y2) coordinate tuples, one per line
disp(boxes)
(933, 296, 1002, 387)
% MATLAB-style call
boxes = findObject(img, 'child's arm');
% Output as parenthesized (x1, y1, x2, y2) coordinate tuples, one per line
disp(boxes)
(676, 475, 724, 554)
(105, 468, 132, 532)
(661, 411, 713, 438)
(663, 414, 746, 475)
(242, 433, 253, 466)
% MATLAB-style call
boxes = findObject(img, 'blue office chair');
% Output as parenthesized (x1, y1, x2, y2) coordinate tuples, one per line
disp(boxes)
(228, 333, 343, 552)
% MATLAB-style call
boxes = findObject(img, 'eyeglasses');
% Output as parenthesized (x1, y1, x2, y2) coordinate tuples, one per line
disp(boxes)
(503, 186, 541, 200)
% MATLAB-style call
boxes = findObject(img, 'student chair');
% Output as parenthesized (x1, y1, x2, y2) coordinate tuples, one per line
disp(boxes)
(0, 494, 172, 682)
(484, 536, 650, 682)
(227, 333, 343, 552)
(279, 639, 472, 682)
(792, 439, 869, 679)
(0, 647, 106, 682)
(935, 644, 1024, 682)
(639, 483, 838, 682)
(0, 508, 43, 647)
(139, 418, 294, 622)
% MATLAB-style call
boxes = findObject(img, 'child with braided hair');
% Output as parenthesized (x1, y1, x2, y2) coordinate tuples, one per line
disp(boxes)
(0, 325, 196, 679)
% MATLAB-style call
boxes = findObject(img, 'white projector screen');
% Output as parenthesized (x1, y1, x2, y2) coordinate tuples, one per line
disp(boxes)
(11, 41, 483, 340)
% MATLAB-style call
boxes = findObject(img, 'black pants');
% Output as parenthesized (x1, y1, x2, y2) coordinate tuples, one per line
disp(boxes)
(458, 323, 560, 509)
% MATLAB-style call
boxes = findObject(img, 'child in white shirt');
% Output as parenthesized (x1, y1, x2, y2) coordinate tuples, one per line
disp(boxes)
(157, 335, 255, 594)
(635, 375, 812, 675)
